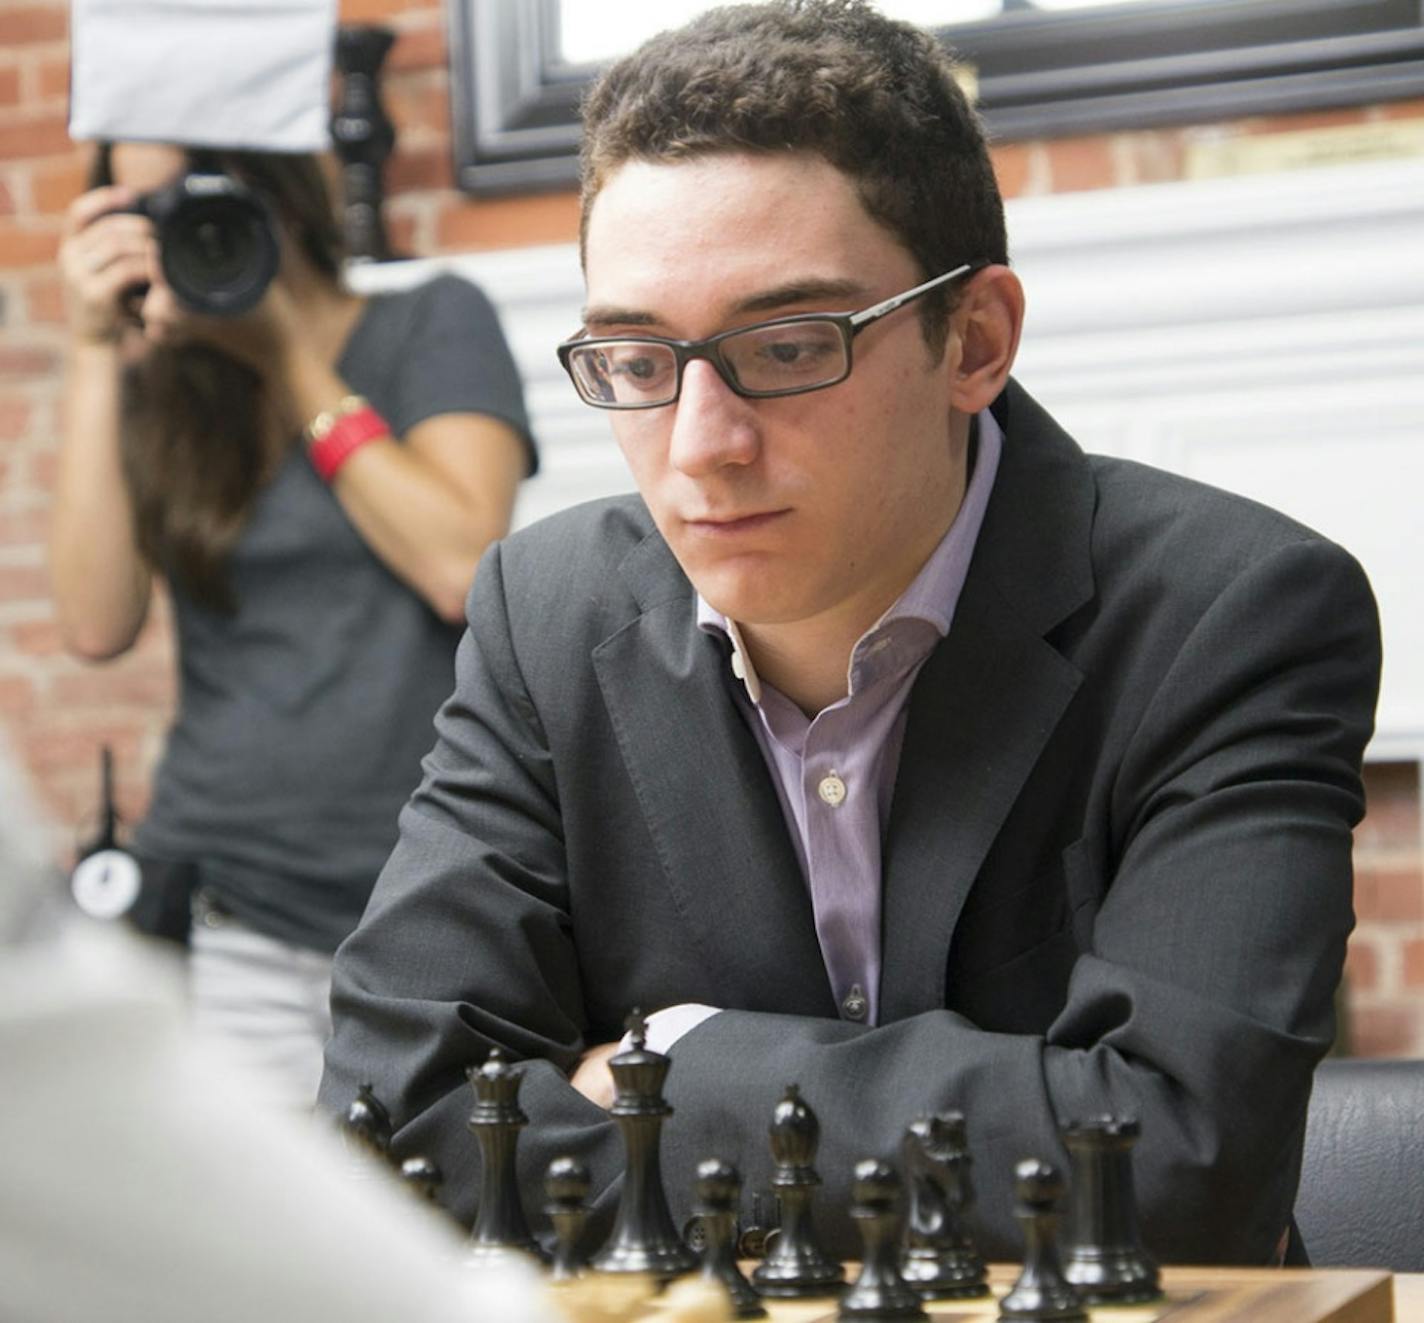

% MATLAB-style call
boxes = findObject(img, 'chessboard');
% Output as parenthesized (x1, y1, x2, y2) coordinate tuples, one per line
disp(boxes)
(546, 1264, 1394, 1323)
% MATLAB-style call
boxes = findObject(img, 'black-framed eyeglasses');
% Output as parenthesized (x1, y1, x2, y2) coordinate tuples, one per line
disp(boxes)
(556, 260, 989, 411)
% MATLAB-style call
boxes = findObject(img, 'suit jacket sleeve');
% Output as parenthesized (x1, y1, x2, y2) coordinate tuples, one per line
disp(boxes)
(320, 539, 628, 1223)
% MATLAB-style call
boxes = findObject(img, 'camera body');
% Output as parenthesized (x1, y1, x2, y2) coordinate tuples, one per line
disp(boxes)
(123, 171, 280, 317)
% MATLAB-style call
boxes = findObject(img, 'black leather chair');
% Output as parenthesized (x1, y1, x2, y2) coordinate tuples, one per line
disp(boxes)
(1293, 1057, 1424, 1271)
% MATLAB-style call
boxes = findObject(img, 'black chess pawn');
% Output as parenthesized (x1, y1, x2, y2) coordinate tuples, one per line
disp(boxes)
(838, 1159, 927, 1320)
(544, 1155, 593, 1283)
(466, 1047, 546, 1265)
(340, 1082, 395, 1174)
(588, 1010, 698, 1280)
(399, 1153, 443, 1203)
(1060, 1117, 1161, 1304)
(750, 1084, 845, 1298)
(692, 1158, 766, 1319)
(998, 1159, 1087, 1322)
(900, 1111, 989, 1299)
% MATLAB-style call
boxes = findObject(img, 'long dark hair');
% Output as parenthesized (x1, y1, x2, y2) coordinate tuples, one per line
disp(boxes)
(90, 144, 345, 611)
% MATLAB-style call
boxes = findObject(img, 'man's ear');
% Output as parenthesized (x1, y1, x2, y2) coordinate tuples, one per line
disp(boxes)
(947, 265, 1024, 414)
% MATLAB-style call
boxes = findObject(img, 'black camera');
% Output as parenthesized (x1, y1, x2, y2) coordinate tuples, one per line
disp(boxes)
(125, 172, 280, 317)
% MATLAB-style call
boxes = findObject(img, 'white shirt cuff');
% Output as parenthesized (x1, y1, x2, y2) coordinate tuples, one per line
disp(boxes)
(621, 1004, 723, 1056)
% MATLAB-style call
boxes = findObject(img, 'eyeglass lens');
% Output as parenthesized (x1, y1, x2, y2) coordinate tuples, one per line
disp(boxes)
(567, 318, 849, 406)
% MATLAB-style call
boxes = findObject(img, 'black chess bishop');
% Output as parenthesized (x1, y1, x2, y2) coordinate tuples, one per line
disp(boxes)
(750, 1084, 845, 1298)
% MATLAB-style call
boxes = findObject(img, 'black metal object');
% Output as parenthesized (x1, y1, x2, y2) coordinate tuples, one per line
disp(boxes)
(750, 1084, 845, 1298)
(999, 1159, 1088, 1321)
(544, 1154, 593, 1282)
(838, 1160, 927, 1320)
(588, 1010, 699, 1280)
(691, 1158, 767, 1318)
(449, 0, 1424, 196)
(466, 1048, 546, 1264)
(900, 1111, 990, 1300)
(332, 24, 396, 262)
(1061, 1116, 1162, 1305)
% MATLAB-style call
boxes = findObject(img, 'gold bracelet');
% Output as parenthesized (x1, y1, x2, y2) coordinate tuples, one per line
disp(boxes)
(304, 394, 370, 445)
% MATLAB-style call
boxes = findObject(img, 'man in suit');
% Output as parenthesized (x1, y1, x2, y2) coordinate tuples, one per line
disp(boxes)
(320, 0, 1380, 1264)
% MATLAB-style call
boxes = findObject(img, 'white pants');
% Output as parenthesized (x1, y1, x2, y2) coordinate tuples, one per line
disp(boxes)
(188, 899, 333, 1110)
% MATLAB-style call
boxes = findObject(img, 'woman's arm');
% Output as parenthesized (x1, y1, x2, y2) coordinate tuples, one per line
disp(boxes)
(49, 187, 154, 661)
(282, 332, 527, 624)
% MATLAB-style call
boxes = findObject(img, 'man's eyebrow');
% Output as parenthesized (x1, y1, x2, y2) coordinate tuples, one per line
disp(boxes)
(731, 277, 866, 316)
(580, 277, 869, 331)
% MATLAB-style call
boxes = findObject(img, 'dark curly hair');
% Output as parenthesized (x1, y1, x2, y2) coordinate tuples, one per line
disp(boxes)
(578, 0, 1007, 349)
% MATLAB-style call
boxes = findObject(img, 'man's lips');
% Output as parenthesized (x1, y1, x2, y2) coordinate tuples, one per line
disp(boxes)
(682, 509, 789, 535)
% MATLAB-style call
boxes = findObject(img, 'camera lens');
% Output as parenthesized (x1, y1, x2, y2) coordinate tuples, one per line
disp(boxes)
(146, 174, 281, 317)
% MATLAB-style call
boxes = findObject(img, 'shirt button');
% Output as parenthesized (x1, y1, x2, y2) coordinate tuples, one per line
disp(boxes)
(817, 772, 847, 807)
(841, 986, 868, 1021)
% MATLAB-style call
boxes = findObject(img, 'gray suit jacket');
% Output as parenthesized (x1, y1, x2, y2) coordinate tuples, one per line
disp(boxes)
(320, 380, 1381, 1264)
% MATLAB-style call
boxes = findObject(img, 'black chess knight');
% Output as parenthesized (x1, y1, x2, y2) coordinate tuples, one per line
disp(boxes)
(900, 1111, 989, 1299)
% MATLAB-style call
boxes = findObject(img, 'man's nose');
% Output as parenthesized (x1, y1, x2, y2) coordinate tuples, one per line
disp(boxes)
(667, 358, 760, 477)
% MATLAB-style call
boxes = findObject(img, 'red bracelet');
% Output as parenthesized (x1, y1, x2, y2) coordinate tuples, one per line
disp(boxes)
(305, 396, 390, 483)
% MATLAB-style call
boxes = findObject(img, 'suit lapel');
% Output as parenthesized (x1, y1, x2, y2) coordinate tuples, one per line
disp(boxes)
(593, 531, 837, 1017)
(879, 381, 1096, 1021)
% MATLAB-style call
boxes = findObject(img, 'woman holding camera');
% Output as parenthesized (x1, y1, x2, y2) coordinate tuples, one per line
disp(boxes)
(51, 142, 536, 1106)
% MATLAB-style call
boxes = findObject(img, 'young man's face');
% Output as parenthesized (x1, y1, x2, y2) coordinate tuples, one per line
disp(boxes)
(582, 151, 971, 638)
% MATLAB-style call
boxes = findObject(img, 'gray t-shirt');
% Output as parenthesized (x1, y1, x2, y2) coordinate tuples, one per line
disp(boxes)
(135, 274, 535, 952)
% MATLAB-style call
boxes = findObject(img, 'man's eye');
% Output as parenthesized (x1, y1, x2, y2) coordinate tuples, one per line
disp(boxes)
(759, 336, 834, 366)
(766, 340, 808, 364)
(619, 356, 662, 380)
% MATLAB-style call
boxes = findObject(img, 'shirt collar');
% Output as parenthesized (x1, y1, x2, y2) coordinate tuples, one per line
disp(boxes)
(698, 407, 1003, 705)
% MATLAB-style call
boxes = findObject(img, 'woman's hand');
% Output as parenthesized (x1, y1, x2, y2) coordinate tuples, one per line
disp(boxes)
(59, 185, 151, 346)
(132, 247, 304, 373)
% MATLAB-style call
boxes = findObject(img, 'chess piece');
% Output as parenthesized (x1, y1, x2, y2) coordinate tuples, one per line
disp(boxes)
(838, 1159, 926, 1320)
(399, 1153, 443, 1203)
(466, 1047, 545, 1264)
(900, 1111, 989, 1299)
(998, 1159, 1087, 1321)
(589, 1010, 699, 1279)
(544, 1155, 593, 1283)
(340, 1082, 394, 1174)
(1061, 1117, 1162, 1304)
(692, 1158, 766, 1319)
(750, 1084, 845, 1297)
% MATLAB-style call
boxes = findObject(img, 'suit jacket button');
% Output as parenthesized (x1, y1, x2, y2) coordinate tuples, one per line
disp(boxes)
(841, 986, 867, 1021)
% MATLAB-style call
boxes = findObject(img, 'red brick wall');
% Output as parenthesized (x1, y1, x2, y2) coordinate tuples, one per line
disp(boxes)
(3, 0, 1421, 1053)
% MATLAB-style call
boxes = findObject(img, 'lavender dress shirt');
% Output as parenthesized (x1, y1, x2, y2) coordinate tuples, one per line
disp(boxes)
(636, 411, 1002, 1053)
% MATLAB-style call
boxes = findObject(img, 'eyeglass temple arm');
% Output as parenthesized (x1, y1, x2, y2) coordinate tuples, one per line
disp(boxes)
(848, 260, 986, 329)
